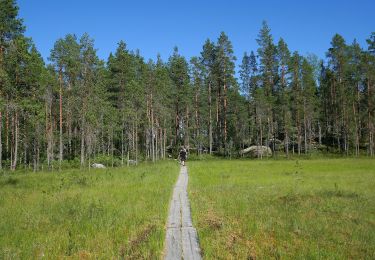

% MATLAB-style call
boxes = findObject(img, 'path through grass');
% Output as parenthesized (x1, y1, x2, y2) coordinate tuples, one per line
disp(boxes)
(0, 161, 179, 259)
(189, 159, 375, 259)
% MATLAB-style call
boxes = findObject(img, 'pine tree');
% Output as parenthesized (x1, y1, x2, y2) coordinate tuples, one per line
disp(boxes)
(200, 39, 216, 154)
(215, 32, 236, 155)
(276, 38, 291, 156)
(256, 21, 277, 155)
(168, 47, 190, 148)
(364, 33, 375, 156)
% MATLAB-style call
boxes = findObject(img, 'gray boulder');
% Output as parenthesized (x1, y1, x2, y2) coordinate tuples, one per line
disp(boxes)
(128, 159, 137, 165)
(240, 146, 272, 158)
(91, 163, 106, 168)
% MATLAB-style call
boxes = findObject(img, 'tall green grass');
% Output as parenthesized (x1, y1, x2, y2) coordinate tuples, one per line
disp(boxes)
(189, 159, 375, 259)
(0, 161, 179, 259)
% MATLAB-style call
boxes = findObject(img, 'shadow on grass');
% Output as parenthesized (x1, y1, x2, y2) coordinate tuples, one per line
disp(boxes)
(0, 176, 20, 186)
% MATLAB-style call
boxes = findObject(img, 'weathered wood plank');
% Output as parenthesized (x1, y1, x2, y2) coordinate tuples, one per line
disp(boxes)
(164, 166, 201, 260)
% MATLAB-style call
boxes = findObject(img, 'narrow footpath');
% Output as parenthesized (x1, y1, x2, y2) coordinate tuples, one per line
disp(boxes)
(164, 166, 202, 260)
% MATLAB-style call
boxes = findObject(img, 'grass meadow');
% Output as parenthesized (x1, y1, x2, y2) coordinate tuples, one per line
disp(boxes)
(0, 161, 179, 259)
(188, 158, 375, 259)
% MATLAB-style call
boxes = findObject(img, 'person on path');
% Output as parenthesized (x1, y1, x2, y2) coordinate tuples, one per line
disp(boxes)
(179, 147, 187, 166)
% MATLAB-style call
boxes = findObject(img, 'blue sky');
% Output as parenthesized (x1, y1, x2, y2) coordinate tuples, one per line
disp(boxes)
(18, 0, 375, 65)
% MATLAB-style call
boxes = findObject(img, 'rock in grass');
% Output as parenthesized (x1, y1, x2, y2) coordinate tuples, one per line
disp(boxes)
(240, 146, 272, 157)
(128, 160, 137, 165)
(91, 163, 106, 168)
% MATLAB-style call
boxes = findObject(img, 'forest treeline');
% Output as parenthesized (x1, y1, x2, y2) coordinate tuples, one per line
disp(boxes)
(0, 0, 374, 171)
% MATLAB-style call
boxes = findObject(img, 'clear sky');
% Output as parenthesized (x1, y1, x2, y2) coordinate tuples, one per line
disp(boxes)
(18, 0, 375, 66)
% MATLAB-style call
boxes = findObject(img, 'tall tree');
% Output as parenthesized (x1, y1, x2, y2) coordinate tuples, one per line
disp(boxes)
(215, 32, 236, 155)
(276, 38, 291, 156)
(200, 39, 216, 154)
(168, 47, 190, 148)
(256, 21, 278, 155)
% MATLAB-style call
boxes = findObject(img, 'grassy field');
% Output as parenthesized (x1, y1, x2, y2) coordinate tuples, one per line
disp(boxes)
(0, 161, 179, 259)
(188, 159, 375, 259)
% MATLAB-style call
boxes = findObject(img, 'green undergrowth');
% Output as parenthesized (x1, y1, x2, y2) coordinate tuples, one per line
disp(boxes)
(0, 161, 179, 259)
(188, 158, 375, 259)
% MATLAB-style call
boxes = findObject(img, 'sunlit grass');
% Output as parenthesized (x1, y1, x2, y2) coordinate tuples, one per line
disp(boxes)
(189, 158, 375, 259)
(0, 161, 179, 259)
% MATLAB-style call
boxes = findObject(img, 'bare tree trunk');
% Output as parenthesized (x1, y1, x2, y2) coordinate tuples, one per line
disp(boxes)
(151, 96, 155, 162)
(87, 130, 92, 171)
(80, 119, 85, 167)
(37, 141, 40, 171)
(111, 128, 114, 167)
(175, 99, 179, 147)
(132, 121, 135, 157)
(10, 112, 13, 170)
(47, 101, 53, 170)
(285, 129, 289, 158)
(267, 115, 271, 158)
(5, 108, 8, 156)
(135, 114, 138, 165)
(12, 112, 18, 171)
(318, 122, 322, 145)
(303, 100, 307, 154)
(107, 129, 110, 156)
(156, 126, 159, 161)
(33, 140, 37, 172)
(208, 82, 213, 154)
(160, 127, 163, 159)
(195, 83, 200, 155)
(121, 126, 124, 166)
(0, 111, 2, 170)
(59, 69, 63, 170)
(164, 128, 166, 159)
(127, 150, 130, 167)
(260, 116, 263, 160)
(368, 79, 374, 156)
(223, 81, 228, 156)
(24, 134, 27, 170)
(101, 114, 105, 154)
(185, 105, 190, 148)
(216, 87, 221, 150)
(352, 101, 359, 157)
(297, 110, 301, 156)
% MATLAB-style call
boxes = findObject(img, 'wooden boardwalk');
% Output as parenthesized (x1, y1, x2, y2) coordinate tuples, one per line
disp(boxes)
(164, 166, 201, 260)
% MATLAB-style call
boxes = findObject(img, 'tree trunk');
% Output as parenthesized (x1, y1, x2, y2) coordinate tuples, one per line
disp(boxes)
(223, 81, 228, 156)
(195, 84, 200, 155)
(175, 99, 179, 147)
(260, 116, 263, 160)
(303, 100, 307, 154)
(318, 122, 322, 145)
(185, 105, 190, 148)
(285, 129, 289, 158)
(135, 114, 138, 164)
(160, 127, 163, 159)
(368, 79, 374, 156)
(24, 134, 27, 170)
(151, 95, 155, 162)
(208, 82, 213, 154)
(59, 69, 63, 170)
(164, 128, 167, 159)
(111, 128, 114, 167)
(297, 109, 301, 156)
(121, 126, 124, 166)
(0, 111, 2, 170)
(33, 140, 37, 172)
(80, 119, 85, 167)
(5, 107, 8, 156)
(12, 112, 18, 171)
